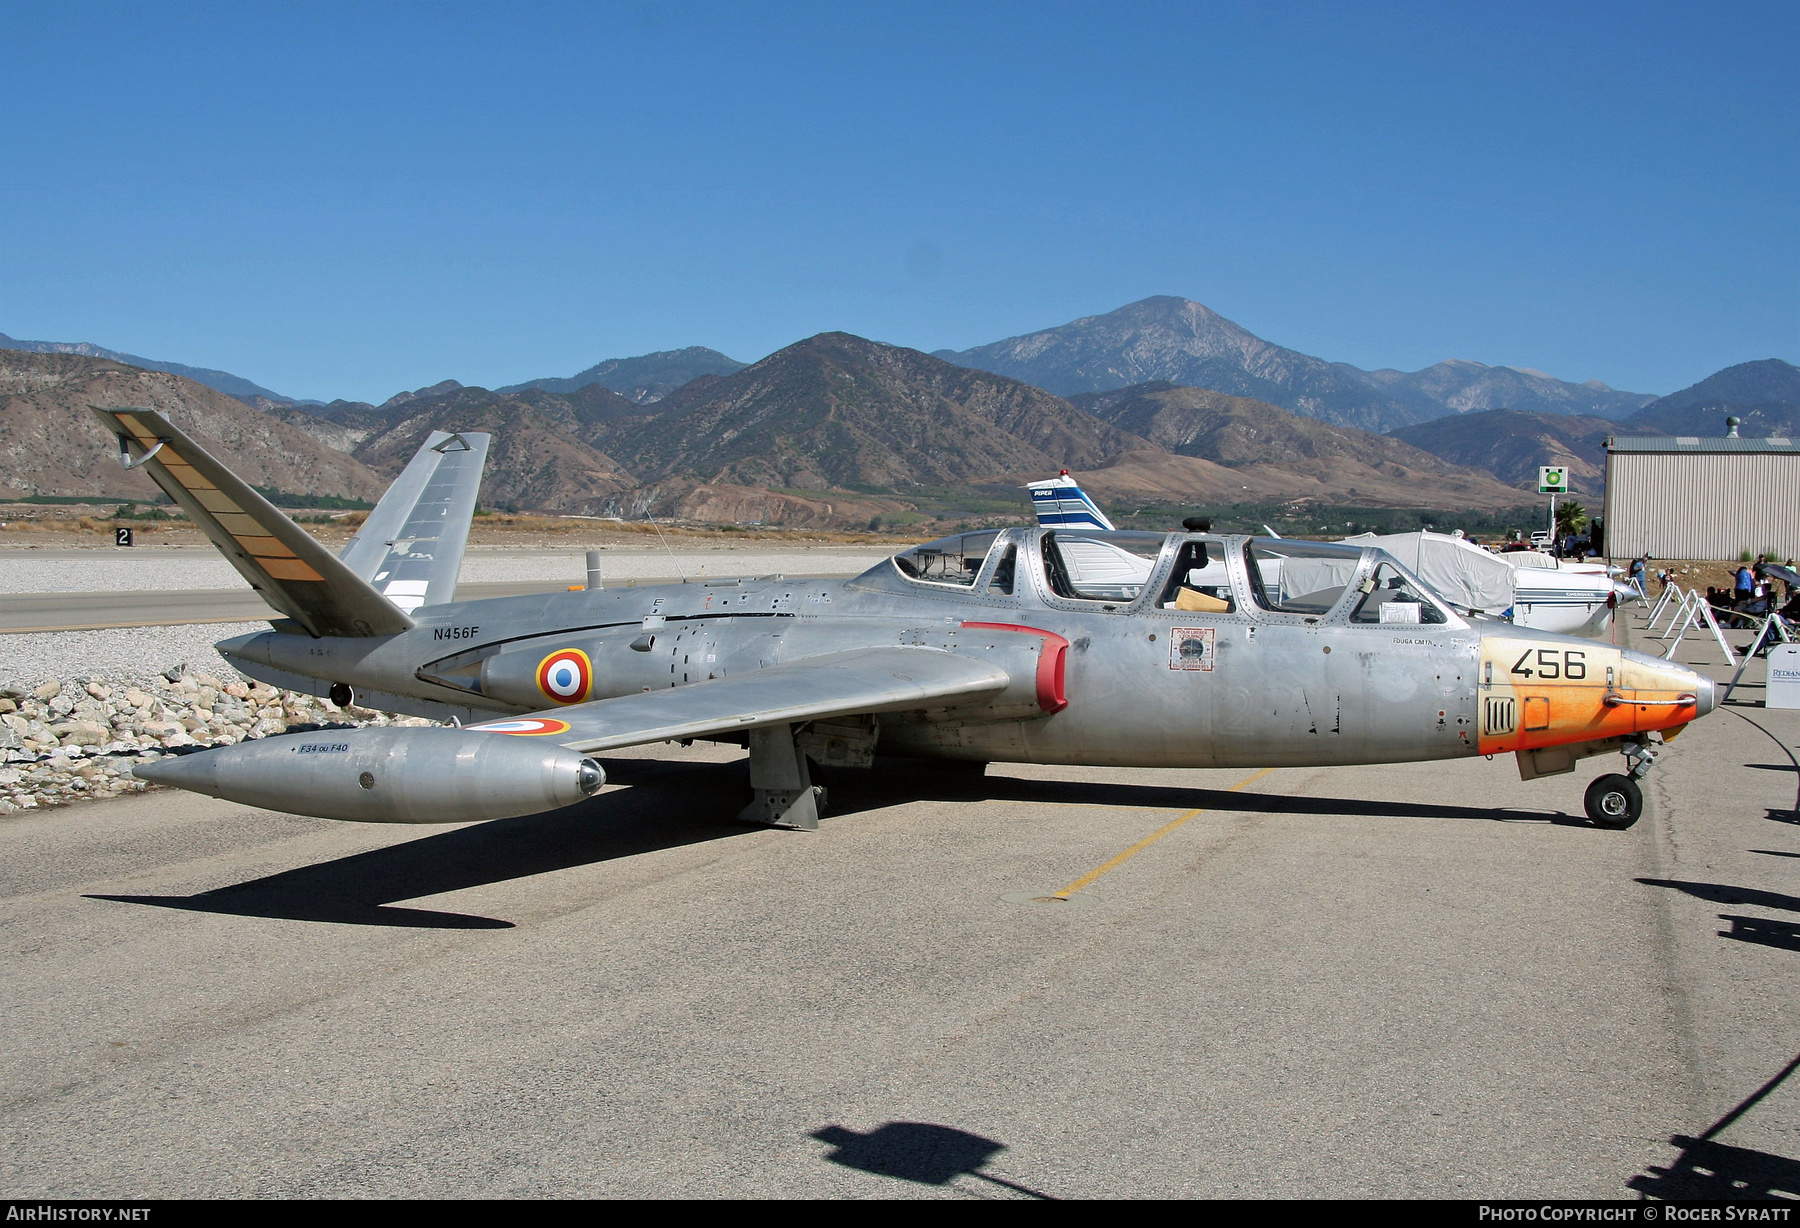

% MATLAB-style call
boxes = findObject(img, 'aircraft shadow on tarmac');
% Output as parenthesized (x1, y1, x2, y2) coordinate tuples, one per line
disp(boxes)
(817, 759, 1571, 827)
(1629, 1052, 1800, 1200)
(811, 1122, 1052, 1200)
(1630, 1133, 1800, 1200)
(1635, 877, 1800, 914)
(89, 755, 1589, 929)
(87, 756, 760, 929)
(1742, 762, 1800, 824)
(1634, 878, 1800, 954)
(1717, 915, 1800, 954)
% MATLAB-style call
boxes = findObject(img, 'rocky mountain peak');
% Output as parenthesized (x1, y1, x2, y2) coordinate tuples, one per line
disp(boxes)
(380, 379, 464, 409)
(937, 297, 1656, 429)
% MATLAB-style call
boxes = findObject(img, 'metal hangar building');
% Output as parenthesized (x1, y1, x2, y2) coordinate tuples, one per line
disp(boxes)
(1604, 430, 1799, 560)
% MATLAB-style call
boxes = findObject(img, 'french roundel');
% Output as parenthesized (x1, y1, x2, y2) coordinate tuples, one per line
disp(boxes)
(536, 649, 593, 704)
(474, 717, 572, 736)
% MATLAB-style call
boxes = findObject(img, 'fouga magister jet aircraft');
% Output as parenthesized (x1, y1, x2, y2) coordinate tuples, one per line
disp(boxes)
(100, 407, 1715, 832)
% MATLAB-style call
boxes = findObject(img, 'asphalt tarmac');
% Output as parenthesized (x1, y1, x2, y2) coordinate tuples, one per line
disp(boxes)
(1, 609, 1795, 1198)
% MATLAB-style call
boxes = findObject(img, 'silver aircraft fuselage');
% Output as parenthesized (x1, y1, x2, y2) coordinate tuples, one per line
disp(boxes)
(219, 528, 1713, 774)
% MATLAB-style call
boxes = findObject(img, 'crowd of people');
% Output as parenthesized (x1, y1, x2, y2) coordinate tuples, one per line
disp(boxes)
(1694, 554, 1800, 630)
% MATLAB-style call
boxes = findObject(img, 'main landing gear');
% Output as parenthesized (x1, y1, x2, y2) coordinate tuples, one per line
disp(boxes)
(1584, 735, 1658, 829)
(738, 723, 826, 831)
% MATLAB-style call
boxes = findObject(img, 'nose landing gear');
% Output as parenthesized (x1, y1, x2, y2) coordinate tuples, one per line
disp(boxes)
(1584, 735, 1658, 829)
(1585, 774, 1643, 828)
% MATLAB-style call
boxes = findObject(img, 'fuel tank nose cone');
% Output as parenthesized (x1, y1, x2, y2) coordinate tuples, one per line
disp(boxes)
(132, 754, 204, 787)
(577, 758, 606, 795)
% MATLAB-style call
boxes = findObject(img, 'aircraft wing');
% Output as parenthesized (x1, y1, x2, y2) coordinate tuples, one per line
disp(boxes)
(469, 646, 1012, 754)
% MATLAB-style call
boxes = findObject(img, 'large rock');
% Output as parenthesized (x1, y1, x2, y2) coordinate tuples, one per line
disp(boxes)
(50, 720, 109, 748)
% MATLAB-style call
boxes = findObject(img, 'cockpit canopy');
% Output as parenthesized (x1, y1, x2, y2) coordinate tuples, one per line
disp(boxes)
(1242, 538, 1447, 623)
(875, 528, 1455, 625)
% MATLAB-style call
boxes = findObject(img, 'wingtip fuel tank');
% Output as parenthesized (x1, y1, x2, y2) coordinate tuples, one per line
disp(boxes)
(135, 727, 605, 823)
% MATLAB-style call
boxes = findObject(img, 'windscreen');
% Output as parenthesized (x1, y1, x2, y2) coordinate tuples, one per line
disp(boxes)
(892, 531, 1002, 587)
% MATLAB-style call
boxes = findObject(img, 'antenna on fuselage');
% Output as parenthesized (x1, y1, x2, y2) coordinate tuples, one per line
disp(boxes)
(644, 508, 689, 583)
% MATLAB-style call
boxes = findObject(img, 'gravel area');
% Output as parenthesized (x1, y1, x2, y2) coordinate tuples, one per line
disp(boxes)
(1, 622, 269, 690)
(0, 670, 431, 815)
(0, 554, 243, 594)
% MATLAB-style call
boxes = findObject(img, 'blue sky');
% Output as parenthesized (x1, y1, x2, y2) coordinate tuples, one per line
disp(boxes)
(1, 1, 1794, 403)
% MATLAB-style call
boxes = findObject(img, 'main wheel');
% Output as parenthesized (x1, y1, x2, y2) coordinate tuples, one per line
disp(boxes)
(1584, 774, 1643, 829)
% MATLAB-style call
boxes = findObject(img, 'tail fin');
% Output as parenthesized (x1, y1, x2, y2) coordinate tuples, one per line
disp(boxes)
(339, 430, 489, 612)
(1026, 470, 1115, 531)
(90, 407, 412, 638)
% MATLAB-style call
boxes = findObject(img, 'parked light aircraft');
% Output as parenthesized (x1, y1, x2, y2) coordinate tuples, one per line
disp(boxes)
(1341, 531, 1632, 636)
(105, 408, 1714, 832)
(1026, 470, 1116, 530)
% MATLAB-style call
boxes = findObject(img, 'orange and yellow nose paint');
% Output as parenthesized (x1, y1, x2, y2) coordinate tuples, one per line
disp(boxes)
(1476, 637, 1700, 755)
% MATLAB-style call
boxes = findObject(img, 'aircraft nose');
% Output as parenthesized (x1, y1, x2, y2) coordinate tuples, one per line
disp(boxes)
(1691, 671, 1717, 718)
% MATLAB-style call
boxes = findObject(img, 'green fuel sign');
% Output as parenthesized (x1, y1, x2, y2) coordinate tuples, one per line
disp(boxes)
(1537, 466, 1569, 493)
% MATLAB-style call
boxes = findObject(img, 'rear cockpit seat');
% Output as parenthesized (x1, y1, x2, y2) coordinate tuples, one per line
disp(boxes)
(1160, 541, 1236, 613)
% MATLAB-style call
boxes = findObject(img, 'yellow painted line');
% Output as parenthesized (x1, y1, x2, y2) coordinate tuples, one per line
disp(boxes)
(1048, 767, 1277, 900)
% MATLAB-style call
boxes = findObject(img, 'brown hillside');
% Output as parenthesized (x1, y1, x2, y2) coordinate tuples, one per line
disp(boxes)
(1071, 382, 1530, 509)
(0, 351, 386, 501)
(613, 333, 1139, 489)
(666, 482, 914, 527)
(349, 387, 637, 513)
(1387, 409, 1648, 495)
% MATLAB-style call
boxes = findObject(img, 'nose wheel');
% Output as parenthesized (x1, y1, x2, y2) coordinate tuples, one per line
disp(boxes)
(1584, 773, 1643, 829)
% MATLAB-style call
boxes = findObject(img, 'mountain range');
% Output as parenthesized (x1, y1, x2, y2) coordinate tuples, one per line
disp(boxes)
(934, 297, 1655, 432)
(0, 351, 385, 502)
(1386, 359, 1800, 493)
(0, 334, 1535, 525)
(1387, 411, 1640, 496)
(1071, 382, 1524, 508)
(4, 305, 1791, 530)
(1624, 359, 1800, 437)
(0, 332, 298, 406)
(499, 347, 746, 403)
(6, 296, 1665, 433)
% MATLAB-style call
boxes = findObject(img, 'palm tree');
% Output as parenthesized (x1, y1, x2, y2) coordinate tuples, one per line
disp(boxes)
(1555, 500, 1588, 537)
